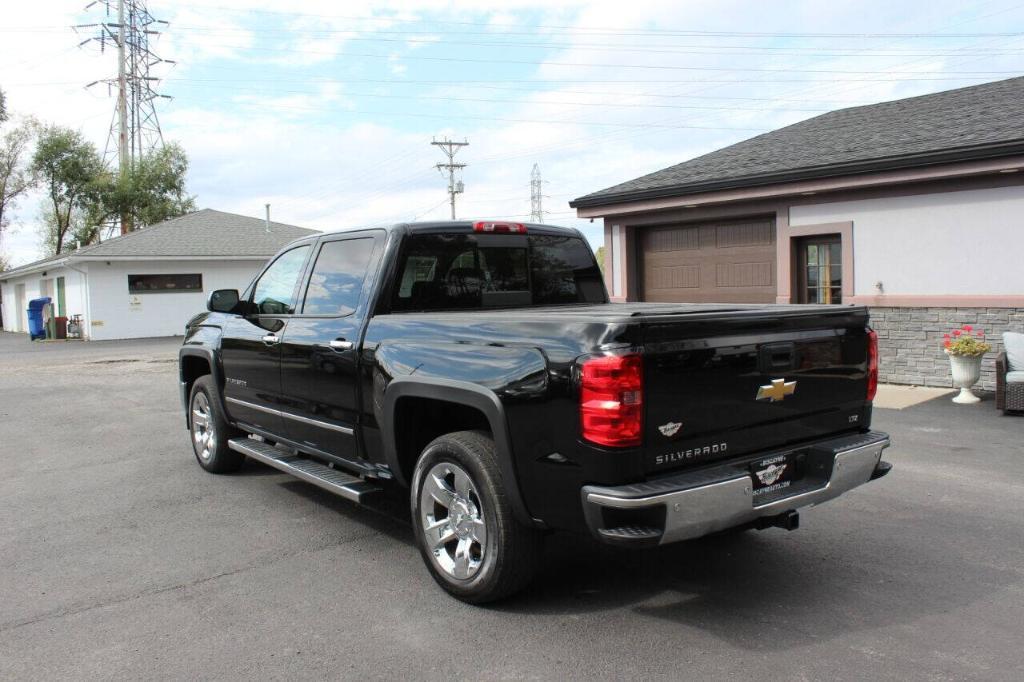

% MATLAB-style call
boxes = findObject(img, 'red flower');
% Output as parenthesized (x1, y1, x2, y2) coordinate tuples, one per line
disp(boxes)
(953, 329, 962, 336)
(944, 340, 951, 348)
(978, 330, 985, 336)
(943, 333, 951, 339)
(963, 324, 973, 332)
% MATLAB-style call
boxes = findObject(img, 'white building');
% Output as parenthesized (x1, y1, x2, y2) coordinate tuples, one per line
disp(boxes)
(0, 209, 315, 340)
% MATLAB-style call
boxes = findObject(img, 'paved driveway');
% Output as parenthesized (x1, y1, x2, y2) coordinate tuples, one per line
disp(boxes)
(1, 332, 1022, 680)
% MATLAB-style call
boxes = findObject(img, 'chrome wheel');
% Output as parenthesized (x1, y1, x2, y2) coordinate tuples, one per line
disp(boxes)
(419, 462, 487, 580)
(191, 392, 216, 461)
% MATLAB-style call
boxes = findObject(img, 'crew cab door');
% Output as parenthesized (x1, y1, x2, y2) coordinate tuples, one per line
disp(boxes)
(220, 244, 312, 435)
(278, 231, 385, 459)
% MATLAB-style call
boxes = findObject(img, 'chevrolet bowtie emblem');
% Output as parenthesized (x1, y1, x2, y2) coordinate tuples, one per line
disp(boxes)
(757, 378, 797, 402)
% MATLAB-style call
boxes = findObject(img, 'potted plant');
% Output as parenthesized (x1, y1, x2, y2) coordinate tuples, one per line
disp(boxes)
(943, 325, 991, 404)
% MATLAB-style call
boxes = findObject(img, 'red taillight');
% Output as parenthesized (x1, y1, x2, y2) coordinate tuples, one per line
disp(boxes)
(867, 329, 879, 402)
(580, 354, 643, 448)
(473, 221, 527, 234)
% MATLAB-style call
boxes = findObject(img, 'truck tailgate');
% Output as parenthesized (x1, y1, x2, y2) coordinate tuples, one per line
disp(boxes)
(640, 307, 872, 474)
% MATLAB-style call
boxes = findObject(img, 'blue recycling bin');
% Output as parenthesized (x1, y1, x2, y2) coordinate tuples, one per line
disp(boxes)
(27, 297, 52, 340)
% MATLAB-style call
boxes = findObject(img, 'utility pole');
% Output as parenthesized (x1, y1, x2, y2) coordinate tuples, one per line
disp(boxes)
(530, 164, 544, 223)
(116, 0, 128, 184)
(77, 0, 174, 234)
(431, 137, 468, 220)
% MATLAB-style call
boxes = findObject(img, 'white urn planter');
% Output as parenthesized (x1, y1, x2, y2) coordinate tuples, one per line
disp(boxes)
(947, 352, 983, 404)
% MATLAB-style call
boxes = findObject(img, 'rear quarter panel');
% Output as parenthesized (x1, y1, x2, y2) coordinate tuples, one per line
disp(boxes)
(361, 313, 640, 528)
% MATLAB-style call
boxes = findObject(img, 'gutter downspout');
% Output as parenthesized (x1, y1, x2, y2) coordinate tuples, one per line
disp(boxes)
(64, 258, 92, 341)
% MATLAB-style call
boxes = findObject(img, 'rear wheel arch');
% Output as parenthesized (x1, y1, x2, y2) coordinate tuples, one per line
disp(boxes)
(382, 378, 534, 526)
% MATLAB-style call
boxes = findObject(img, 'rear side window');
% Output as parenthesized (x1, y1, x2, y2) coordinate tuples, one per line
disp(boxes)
(530, 235, 606, 304)
(302, 237, 376, 316)
(390, 233, 605, 312)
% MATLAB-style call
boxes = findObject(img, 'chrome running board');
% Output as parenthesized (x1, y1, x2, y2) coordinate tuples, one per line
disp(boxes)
(228, 437, 382, 504)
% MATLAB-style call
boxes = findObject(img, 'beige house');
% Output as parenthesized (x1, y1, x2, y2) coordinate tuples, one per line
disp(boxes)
(571, 77, 1024, 391)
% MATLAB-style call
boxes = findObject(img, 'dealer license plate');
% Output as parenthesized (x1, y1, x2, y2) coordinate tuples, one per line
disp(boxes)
(749, 453, 797, 497)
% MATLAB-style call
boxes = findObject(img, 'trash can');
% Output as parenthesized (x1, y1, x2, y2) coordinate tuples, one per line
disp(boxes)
(27, 297, 52, 341)
(55, 316, 68, 340)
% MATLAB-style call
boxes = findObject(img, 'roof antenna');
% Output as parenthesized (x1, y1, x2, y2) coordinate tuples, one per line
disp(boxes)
(265, 204, 271, 233)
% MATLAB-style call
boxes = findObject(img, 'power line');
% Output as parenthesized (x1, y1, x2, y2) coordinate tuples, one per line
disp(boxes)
(71, 37, 1024, 75)
(74, 25, 1024, 59)
(12, 23, 1024, 58)
(163, 93, 772, 130)
(156, 80, 833, 113)
(431, 137, 468, 220)
(123, 4, 1024, 39)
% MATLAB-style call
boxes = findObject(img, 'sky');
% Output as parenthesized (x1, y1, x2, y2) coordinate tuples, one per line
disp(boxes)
(1, 0, 1023, 266)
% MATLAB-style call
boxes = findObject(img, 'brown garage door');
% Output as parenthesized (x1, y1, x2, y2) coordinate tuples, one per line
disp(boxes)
(641, 218, 776, 303)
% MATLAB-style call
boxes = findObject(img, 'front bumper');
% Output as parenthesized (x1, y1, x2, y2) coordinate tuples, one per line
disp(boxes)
(582, 431, 891, 547)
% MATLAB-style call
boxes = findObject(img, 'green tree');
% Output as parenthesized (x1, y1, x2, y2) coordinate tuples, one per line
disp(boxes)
(38, 205, 91, 255)
(595, 245, 606, 275)
(0, 87, 8, 124)
(32, 125, 104, 255)
(92, 142, 195, 233)
(0, 118, 38, 242)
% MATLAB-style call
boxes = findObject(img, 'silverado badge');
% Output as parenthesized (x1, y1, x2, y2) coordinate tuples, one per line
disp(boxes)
(756, 378, 796, 402)
(755, 463, 787, 486)
(658, 421, 682, 437)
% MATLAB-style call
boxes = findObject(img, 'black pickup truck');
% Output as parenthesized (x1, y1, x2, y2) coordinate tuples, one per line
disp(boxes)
(179, 220, 891, 602)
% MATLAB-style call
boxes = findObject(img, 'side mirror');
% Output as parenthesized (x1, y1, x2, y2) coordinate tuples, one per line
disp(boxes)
(208, 289, 240, 313)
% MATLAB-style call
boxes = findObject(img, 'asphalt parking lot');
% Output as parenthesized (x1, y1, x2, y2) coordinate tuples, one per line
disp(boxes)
(2, 332, 1023, 680)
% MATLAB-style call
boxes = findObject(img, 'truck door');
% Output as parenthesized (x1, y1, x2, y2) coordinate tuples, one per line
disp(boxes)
(220, 244, 312, 436)
(278, 232, 384, 460)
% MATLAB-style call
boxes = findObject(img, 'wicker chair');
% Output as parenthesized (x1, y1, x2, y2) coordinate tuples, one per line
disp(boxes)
(996, 332, 1024, 414)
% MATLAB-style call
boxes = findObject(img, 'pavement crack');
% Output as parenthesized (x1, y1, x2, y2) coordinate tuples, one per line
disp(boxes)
(0, 528, 381, 634)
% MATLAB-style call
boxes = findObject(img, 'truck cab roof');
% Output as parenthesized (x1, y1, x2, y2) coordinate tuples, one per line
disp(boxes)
(311, 220, 583, 240)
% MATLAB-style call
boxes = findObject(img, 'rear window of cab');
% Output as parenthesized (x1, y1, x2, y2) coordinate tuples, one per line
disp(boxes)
(390, 233, 605, 311)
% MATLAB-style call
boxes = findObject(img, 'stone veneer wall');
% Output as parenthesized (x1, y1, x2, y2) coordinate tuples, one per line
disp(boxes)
(868, 307, 1024, 392)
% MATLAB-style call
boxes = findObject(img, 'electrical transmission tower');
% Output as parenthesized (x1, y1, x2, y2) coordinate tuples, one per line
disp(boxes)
(530, 164, 544, 223)
(76, 0, 173, 234)
(431, 137, 468, 220)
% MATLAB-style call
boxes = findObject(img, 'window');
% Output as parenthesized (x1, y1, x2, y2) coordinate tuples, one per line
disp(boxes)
(798, 236, 842, 304)
(302, 238, 376, 315)
(128, 273, 203, 294)
(252, 245, 310, 315)
(390, 233, 605, 312)
(530, 235, 606, 305)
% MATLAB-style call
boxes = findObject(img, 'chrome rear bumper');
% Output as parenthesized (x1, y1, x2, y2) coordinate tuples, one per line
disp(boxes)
(582, 431, 891, 546)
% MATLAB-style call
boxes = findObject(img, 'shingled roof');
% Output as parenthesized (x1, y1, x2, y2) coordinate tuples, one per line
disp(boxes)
(571, 76, 1024, 209)
(1, 209, 317, 279)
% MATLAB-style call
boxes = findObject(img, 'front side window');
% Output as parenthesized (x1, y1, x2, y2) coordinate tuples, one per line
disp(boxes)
(390, 233, 605, 312)
(252, 245, 310, 315)
(302, 238, 376, 315)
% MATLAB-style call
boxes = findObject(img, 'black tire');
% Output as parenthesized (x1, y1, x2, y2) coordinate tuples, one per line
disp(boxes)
(411, 430, 543, 603)
(188, 375, 245, 474)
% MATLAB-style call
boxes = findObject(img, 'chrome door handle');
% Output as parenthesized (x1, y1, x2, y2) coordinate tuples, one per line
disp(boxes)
(262, 334, 280, 345)
(329, 339, 353, 351)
